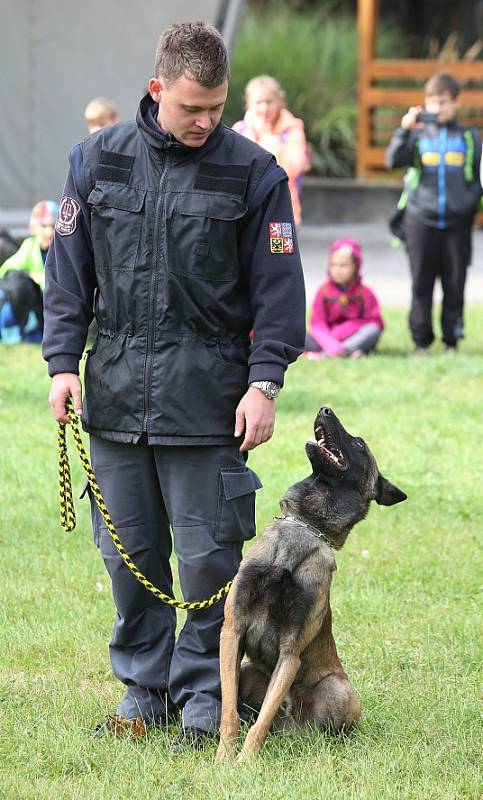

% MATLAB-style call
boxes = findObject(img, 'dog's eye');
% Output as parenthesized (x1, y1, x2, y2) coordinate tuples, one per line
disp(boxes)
(355, 439, 364, 448)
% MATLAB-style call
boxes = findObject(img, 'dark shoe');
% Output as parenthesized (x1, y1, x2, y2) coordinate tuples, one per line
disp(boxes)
(170, 726, 215, 752)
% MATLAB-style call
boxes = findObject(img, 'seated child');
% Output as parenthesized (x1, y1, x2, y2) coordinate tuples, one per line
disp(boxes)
(0, 200, 58, 290)
(305, 238, 384, 358)
(0, 200, 58, 343)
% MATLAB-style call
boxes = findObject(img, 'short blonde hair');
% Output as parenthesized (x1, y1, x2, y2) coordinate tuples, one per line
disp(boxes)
(84, 96, 119, 124)
(244, 75, 286, 108)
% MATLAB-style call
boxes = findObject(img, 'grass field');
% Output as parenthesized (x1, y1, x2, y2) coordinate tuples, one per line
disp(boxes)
(0, 308, 481, 799)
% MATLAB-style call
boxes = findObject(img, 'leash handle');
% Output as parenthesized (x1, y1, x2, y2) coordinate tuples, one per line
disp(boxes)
(57, 400, 232, 611)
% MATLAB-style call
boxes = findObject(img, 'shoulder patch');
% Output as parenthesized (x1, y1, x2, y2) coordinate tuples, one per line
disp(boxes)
(56, 196, 80, 236)
(269, 221, 294, 254)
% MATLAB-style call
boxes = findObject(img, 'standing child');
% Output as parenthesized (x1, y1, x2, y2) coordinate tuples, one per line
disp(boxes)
(233, 75, 310, 226)
(305, 238, 384, 358)
(385, 71, 482, 354)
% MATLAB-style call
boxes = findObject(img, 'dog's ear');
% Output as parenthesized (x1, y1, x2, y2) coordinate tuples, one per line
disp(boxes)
(375, 474, 407, 506)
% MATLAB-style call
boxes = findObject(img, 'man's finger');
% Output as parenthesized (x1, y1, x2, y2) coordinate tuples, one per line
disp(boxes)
(72, 388, 83, 415)
(234, 407, 245, 439)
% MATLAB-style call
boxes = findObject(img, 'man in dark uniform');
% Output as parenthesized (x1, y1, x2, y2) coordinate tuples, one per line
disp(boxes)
(43, 22, 305, 749)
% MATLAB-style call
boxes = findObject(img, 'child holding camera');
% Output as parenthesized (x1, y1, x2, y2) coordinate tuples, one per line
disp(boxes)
(385, 72, 482, 354)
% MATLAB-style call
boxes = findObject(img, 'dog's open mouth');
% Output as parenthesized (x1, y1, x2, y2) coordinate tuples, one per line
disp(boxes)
(314, 423, 346, 468)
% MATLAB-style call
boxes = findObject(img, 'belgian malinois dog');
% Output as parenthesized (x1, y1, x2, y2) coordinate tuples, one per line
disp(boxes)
(216, 407, 406, 762)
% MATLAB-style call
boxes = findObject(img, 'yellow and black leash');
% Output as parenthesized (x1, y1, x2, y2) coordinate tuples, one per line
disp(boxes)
(57, 400, 232, 611)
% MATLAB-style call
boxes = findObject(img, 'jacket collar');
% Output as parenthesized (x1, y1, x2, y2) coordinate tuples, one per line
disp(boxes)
(136, 93, 224, 154)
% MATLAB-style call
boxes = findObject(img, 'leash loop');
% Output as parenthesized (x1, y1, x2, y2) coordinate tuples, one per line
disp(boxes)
(57, 400, 232, 610)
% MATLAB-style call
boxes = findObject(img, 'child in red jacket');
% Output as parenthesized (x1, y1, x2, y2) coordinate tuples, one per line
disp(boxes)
(305, 238, 384, 358)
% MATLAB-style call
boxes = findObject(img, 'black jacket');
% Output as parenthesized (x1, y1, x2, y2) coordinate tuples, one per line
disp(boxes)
(43, 96, 306, 444)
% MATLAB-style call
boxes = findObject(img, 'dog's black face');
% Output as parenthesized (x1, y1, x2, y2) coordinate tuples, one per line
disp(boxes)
(281, 407, 406, 548)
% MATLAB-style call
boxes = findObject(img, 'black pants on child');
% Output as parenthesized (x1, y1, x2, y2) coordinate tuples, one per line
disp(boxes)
(403, 214, 471, 348)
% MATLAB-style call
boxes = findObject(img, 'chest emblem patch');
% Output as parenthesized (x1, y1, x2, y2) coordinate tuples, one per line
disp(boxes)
(269, 221, 294, 254)
(56, 196, 80, 236)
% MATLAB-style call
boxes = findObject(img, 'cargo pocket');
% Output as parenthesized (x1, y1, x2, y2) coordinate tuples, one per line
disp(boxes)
(215, 467, 262, 542)
(88, 184, 146, 270)
(168, 193, 247, 280)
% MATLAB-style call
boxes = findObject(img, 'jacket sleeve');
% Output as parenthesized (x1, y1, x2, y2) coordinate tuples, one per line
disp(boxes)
(385, 127, 418, 169)
(0, 238, 32, 277)
(308, 287, 345, 357)
(238, 171, 306, 385)
(278, 121, 309, 181)
(470, 128, 482, 186)
(42, 144, 97, 376)
(360, 285, 384, 329)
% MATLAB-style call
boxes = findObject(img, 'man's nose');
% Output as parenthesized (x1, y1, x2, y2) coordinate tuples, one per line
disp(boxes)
(195, 112, 211, 130)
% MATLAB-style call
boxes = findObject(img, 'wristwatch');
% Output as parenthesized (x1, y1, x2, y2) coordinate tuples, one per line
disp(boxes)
(249, 380, 281, 400)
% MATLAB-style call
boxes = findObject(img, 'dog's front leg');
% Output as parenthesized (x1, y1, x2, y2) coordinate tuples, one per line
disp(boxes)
(237, 651, 301, 763)
(216, 609, 244, 761)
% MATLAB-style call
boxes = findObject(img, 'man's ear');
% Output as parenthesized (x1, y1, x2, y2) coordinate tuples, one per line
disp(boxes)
(375, 474, 407, 506)
(148, 78, 163, 102)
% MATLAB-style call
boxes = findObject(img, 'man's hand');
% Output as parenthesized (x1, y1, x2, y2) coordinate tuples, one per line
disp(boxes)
(49, 373, 83, 423)
(235, 387, 276, 452)
(401, 106, 423, 130)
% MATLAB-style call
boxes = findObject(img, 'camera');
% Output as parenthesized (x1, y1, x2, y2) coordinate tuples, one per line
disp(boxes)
(416, 111, 438, 125)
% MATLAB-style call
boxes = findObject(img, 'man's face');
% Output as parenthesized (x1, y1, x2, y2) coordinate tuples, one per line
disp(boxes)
(149, 74, 228, 147)
(425, 91, 459, 124)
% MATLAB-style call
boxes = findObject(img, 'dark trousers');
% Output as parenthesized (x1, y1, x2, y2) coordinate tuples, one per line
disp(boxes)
(404, 215, 471, 347)
(88, 436, 259, 732)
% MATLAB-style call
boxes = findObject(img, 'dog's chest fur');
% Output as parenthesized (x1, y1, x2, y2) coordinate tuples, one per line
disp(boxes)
(233, 524, 336, 673)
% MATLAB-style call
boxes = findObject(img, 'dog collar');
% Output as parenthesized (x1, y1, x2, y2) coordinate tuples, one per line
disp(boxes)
(274, 515, 334, 548)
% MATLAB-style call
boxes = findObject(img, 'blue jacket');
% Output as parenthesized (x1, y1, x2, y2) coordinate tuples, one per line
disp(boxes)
(385, 118, 482, 229)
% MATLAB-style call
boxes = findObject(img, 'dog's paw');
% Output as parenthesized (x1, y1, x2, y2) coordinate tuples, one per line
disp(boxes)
(215, 741, 236, 761)
(236, 747, 255, 764)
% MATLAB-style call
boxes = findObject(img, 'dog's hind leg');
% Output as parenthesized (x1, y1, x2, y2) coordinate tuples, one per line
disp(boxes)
(237, 650, 301, 762)
(216, 595, 245, 761)
(304, 674, 361, 733)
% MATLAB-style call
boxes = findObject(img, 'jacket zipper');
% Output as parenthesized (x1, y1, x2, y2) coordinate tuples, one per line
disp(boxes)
(142, 152, 168, 432)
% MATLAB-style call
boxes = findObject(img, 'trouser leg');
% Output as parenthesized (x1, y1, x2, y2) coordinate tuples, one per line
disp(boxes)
(154, 445, 257, 733)
(404, 217, 439, 347)
(341, 322, 382, 354)
(89, 435, 177, 722)
(440, 221, 471, 347)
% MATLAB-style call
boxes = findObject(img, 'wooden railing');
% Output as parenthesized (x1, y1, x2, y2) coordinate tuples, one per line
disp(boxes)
(357, 0, 483, 178)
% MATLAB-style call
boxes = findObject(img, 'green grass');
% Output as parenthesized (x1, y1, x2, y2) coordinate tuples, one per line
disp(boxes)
(0, 307, 482, 799)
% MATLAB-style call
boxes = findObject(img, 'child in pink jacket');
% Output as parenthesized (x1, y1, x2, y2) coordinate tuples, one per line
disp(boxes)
(305, 238, 384, 358)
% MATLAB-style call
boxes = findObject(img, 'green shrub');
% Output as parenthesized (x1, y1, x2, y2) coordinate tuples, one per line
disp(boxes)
(225, 4, 408, 176)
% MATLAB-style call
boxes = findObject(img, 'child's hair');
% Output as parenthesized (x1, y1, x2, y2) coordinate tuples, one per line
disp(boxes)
(244, 75, 286, 108)
(425, 72, 460, 99)
(30, 200, 59, 228)
(329, 238, 362, 269)
(84, 96, 119, 125)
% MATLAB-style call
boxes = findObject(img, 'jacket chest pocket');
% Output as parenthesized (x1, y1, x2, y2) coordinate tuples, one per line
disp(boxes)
(88, 184, 146, 271)
(169, 193, 247, 281)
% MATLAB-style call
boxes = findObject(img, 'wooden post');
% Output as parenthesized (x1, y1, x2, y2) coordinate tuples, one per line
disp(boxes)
(357, 0, 379, 178)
